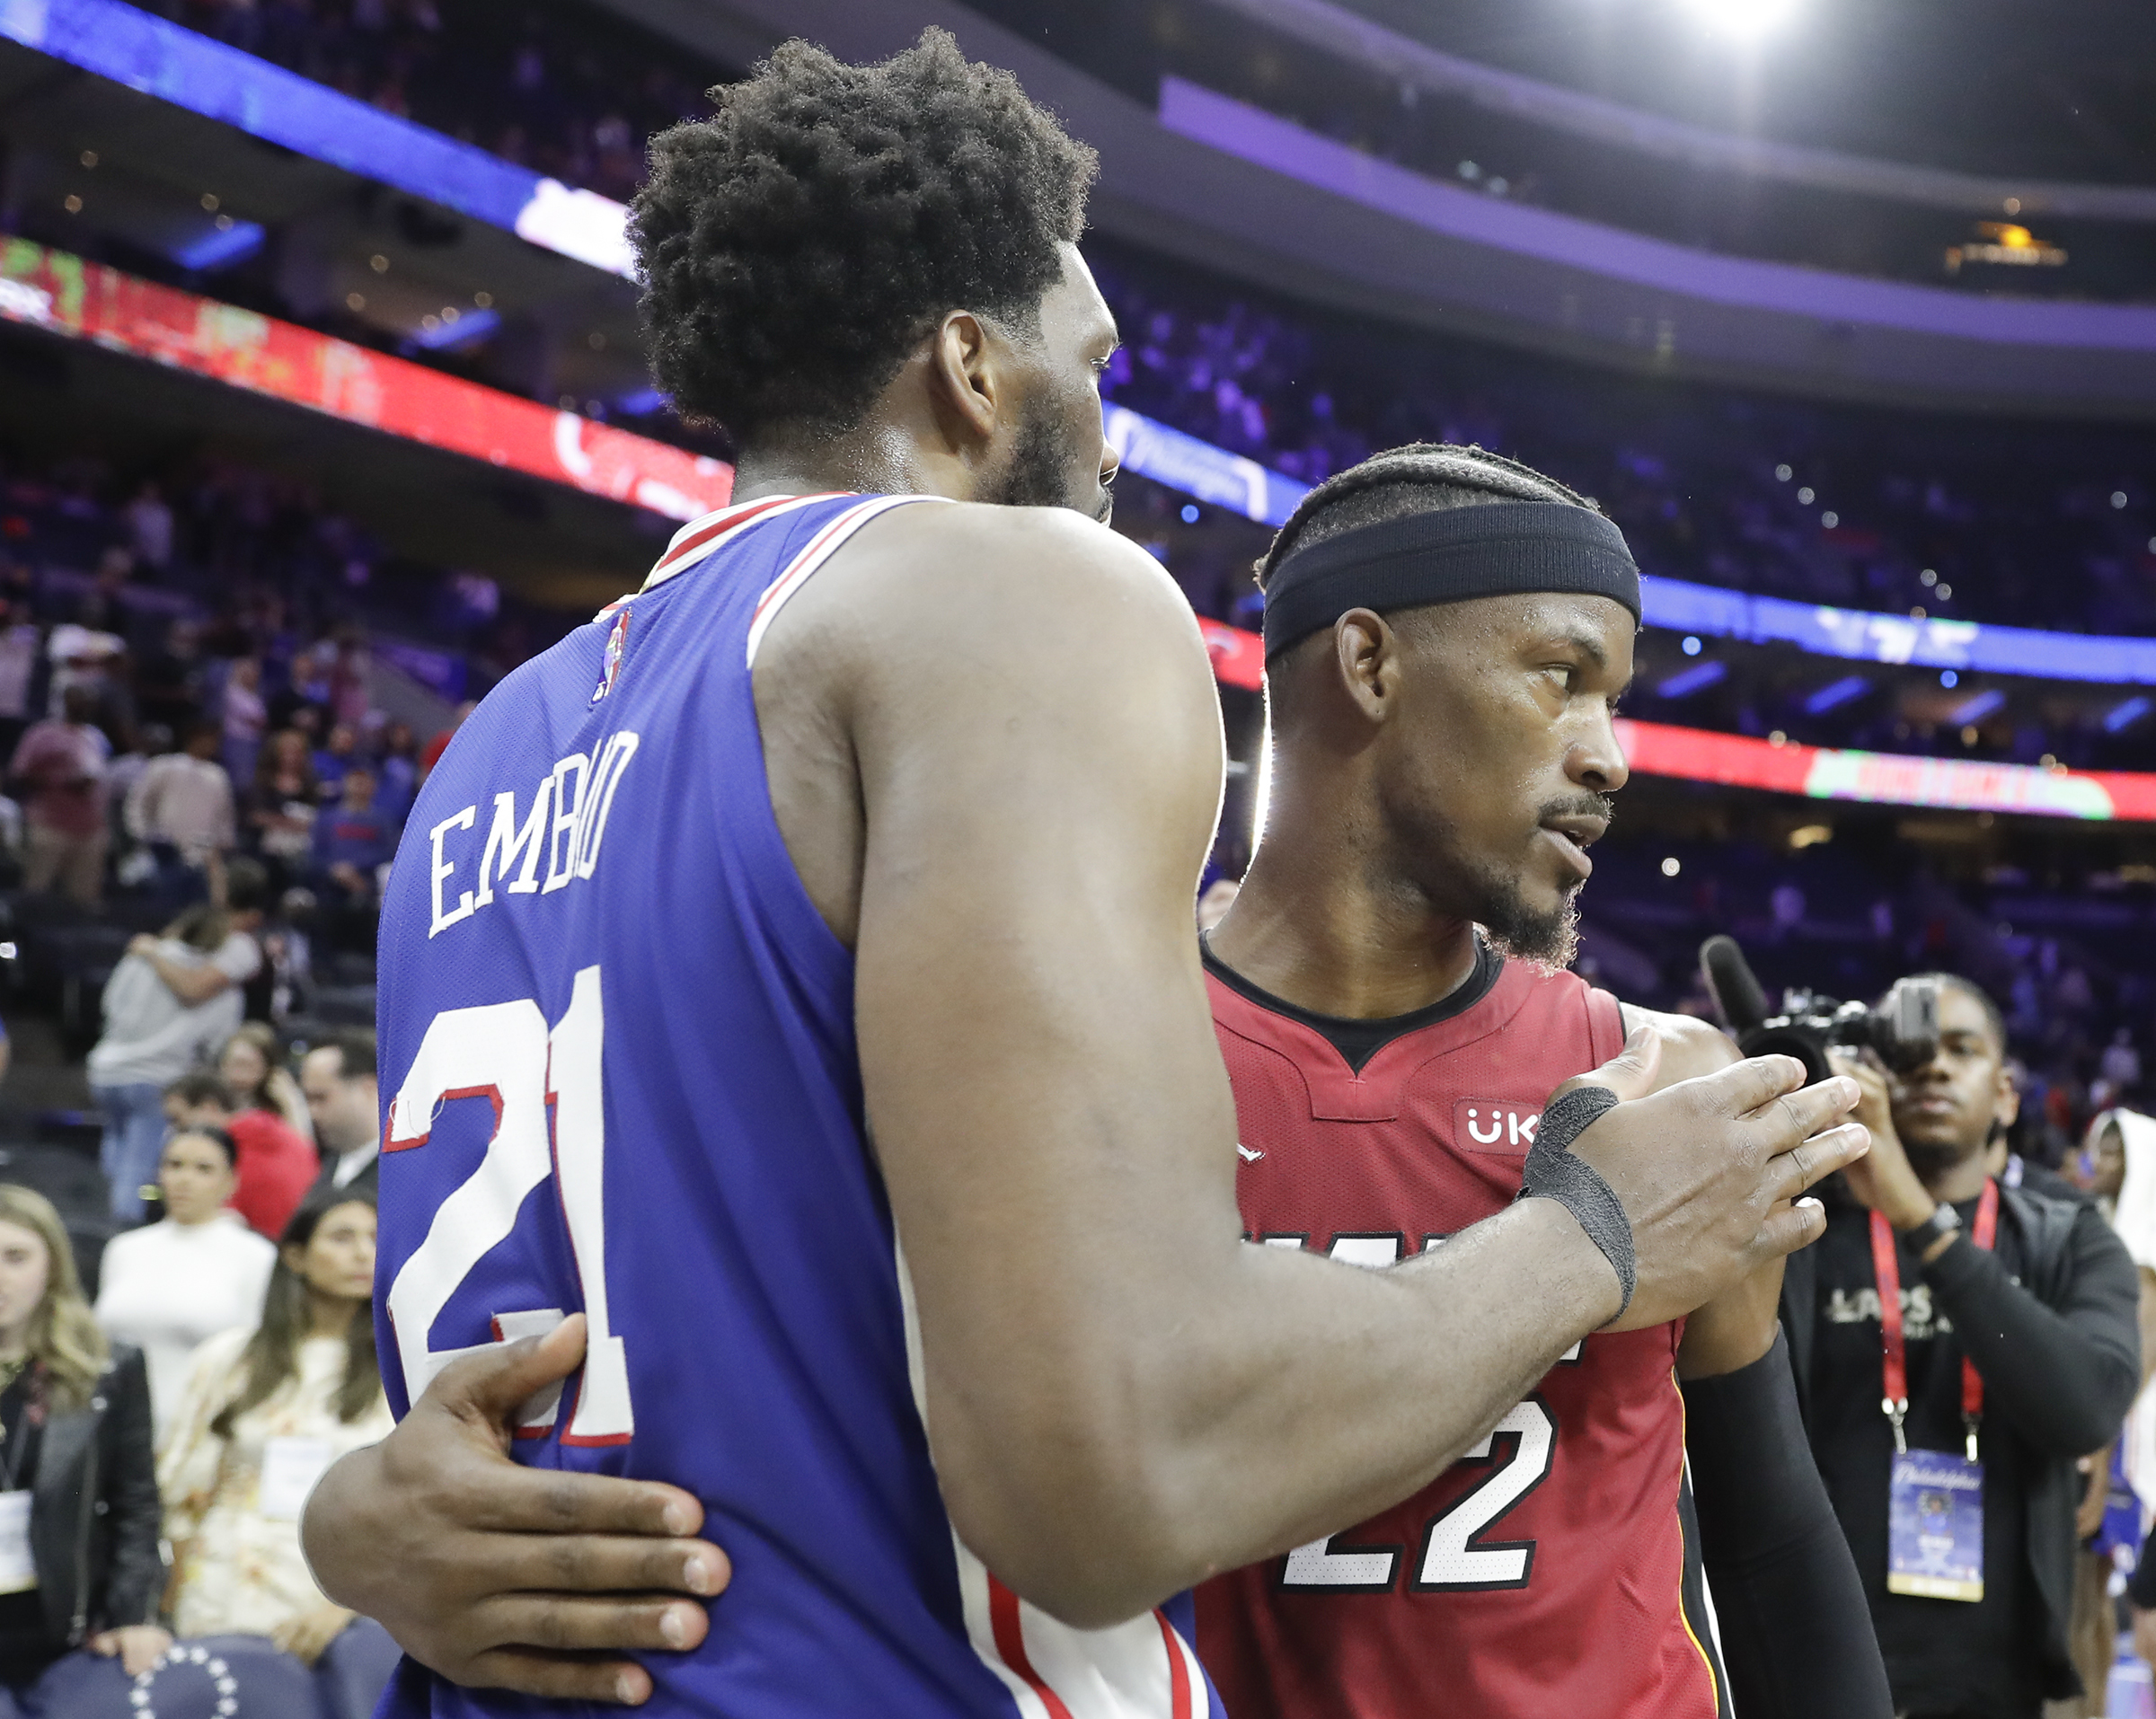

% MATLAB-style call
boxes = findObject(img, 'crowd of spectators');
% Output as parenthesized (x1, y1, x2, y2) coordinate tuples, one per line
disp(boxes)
(137, 0, 719, 206)
(0, 441, 541, 980)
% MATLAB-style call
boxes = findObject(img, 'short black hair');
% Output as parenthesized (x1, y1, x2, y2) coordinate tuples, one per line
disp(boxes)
(1256, 443, 1599, 595)
(315, 1028, 376, 1083)
(1897, 973, 2009, 1054)
(632, 29, 1098, 444)
(166, 1070, 235, 1112)
(167, 1124, 236, 1169)
(225, 855, 270, 915)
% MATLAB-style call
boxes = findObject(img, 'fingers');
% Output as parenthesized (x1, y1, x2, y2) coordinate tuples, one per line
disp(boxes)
(451, 1530, 730, 1598)
(1696, 1053, 1812, 1118)
(1554, 1024, 1663, 1105)
(1749, 1073, 1860, 1147)
(1771, 1122, 1870, 1203)
(459, 1648, 655, 1706)
(433, 1314, 591, 1429)
(468, 1592, 713, 1657)
(446, 1459, 714, 1544)
(1751, 1194, 1831, 1259)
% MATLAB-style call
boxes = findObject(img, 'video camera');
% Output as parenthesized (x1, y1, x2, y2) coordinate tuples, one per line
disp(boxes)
(1698, 935, 1940, 1087)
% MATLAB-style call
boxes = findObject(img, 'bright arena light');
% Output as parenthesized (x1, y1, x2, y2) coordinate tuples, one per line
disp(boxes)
(1677, 0, 1798, 34)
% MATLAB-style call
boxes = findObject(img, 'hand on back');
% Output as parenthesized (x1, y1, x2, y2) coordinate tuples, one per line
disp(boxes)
(1553, 1026, 1868, 1331)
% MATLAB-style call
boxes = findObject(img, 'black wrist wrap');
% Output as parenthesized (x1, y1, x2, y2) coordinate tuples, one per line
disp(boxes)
(1517, 1085, 1636, 1318)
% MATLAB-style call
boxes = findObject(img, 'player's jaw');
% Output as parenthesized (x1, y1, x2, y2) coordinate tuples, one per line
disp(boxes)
(981, 243, 1122, 521)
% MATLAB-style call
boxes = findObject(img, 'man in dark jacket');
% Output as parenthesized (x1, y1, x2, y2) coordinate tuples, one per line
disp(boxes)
(1782, 974, 2140, 1719)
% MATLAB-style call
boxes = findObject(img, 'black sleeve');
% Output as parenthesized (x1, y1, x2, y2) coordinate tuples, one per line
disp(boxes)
(96, 1348, 165, 1628)
(2131, 1520, 2156, 1610)
(1682, 1329, 1892, 1719)
(1922, 1203, 2142, 1456)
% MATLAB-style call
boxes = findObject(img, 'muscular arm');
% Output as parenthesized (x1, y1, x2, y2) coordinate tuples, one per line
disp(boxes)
(844, 511, 1851, 1622)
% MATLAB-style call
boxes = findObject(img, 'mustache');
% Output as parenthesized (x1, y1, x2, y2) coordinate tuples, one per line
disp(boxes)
(1537, 792, 1616, 826)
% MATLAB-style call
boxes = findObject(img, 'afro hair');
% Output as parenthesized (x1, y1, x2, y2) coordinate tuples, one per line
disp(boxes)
(632, 29, 1098, 445)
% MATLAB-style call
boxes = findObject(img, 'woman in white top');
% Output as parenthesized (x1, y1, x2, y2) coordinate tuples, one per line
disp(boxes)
(93, 1127, 274, 1434)
(159, 1188, 397, 1719)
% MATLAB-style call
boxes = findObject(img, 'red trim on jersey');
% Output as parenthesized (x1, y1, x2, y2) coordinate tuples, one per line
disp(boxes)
(986, 1577, 1080, 1719)
(383, 1082, 504, 1152)
(650, 492, 840, 581)
(747, 498, 879, 627)
(1155, 1609, 1195, 1719)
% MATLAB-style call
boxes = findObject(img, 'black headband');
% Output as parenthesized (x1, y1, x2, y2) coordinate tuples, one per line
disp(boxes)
(1260, 501, 1641, 658)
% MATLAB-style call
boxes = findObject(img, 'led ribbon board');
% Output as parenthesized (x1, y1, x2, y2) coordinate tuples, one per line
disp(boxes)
(1612, 718, 2156, 823)
(0, 236, 734, 520)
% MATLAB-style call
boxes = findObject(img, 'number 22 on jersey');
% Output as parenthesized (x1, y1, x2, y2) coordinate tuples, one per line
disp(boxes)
(382, 965, 632, 1444)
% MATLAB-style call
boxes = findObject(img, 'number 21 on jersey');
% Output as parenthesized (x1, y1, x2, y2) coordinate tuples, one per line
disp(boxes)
(382, 965, 633, 1444)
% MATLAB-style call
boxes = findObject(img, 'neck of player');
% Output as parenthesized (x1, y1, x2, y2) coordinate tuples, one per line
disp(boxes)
(1209, 774, 1480, 1020)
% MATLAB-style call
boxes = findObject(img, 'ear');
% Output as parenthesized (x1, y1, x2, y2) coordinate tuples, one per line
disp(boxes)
(1993, 1061, 2021, 1133)
(925, 310, 1006, 448)
(280, 1242, 305, 1275)
(1332, 608, 1401, 725)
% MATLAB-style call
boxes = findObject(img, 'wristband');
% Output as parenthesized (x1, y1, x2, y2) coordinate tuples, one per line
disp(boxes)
(1517, 1085, 1636, 1318)
(1901, 1203, 1961, 1254)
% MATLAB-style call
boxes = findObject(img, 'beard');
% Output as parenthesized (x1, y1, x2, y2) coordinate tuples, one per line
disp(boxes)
(1473, 869, 1583, 971)
(985, 396, 1079, 512)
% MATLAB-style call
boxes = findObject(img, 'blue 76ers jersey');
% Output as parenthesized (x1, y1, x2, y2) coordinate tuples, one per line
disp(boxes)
(373, 492, 1219, 1719)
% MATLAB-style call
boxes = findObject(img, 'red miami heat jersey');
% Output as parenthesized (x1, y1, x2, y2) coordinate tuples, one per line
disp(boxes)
(1194, 949, 1728, 1719)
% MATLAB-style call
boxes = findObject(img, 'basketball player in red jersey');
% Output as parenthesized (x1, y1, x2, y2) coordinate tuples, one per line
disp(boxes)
(299, 36, 1872, 1709)
(1195, 441, 1891, 1719)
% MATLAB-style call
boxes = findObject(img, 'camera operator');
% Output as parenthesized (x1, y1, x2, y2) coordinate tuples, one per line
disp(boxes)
(1778, 974, 2139, 1719)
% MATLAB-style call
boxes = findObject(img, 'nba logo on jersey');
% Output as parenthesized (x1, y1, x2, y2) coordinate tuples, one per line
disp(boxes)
(591, 607, 630, 704)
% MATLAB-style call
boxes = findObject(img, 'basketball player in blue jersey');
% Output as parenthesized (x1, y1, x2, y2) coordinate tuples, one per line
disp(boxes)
(302, 32, 1869, 1715)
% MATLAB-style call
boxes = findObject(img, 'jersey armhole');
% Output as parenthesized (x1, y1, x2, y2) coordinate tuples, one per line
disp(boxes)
(1587, 987, 1627, 1064)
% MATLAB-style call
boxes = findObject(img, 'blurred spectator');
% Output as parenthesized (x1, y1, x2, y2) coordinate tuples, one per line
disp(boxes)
(92, 1125, 275, 1432)
(43, 619, 121, 723)
(85, 874, 269, 1223)
(122, 482, 172, 571)
(420, 699, 475, 780)
(1197, 877, 1240, 931)
(312, 723, 361, 804)
(375, 719, 420, 826)
(163, 1071, 317, 1243)
(157, 1189, 397, 1719)
(124, 718, 236, 898)
(0, 1186, 168, 1709)
(246, 728, 319, 886)
(220, 657, 267, 789)
(298, 1033, 377, 1202)
(217, 1023, 314, 1145)
(8, 685, 110, 905)
(309, 765, 393, 952)
(0, 603, 38, 762)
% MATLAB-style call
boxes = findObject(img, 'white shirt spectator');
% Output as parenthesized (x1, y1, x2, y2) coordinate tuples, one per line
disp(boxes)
(86, 931, 262, 1089)
(126, 751, 237, 862)
(45, 621, 122, 716)
(96, 1212, 276, 1432)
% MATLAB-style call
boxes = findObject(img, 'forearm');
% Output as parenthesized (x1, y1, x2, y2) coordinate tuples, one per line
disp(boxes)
(1682, 1331, 1890, 1719)
(145, 949, 225, 1004)
(1923, 1240, 2138, 1453)
(923, 1196, 1620, 1626)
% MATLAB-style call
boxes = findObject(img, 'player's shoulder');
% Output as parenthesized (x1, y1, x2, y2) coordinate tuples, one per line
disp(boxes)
(1621, 1002, 1740, 1085)
(822, 500, 1197, 648)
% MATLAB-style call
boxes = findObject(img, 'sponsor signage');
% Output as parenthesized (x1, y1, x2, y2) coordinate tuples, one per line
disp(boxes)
(0, 235, 733, 521)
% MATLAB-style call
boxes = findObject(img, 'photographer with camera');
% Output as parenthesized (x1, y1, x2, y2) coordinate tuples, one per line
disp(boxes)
(1776, 974, 2140, 1719)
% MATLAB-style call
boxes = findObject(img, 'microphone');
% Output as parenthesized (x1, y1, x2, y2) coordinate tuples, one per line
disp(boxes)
(1699, 935, 1771, 1036)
